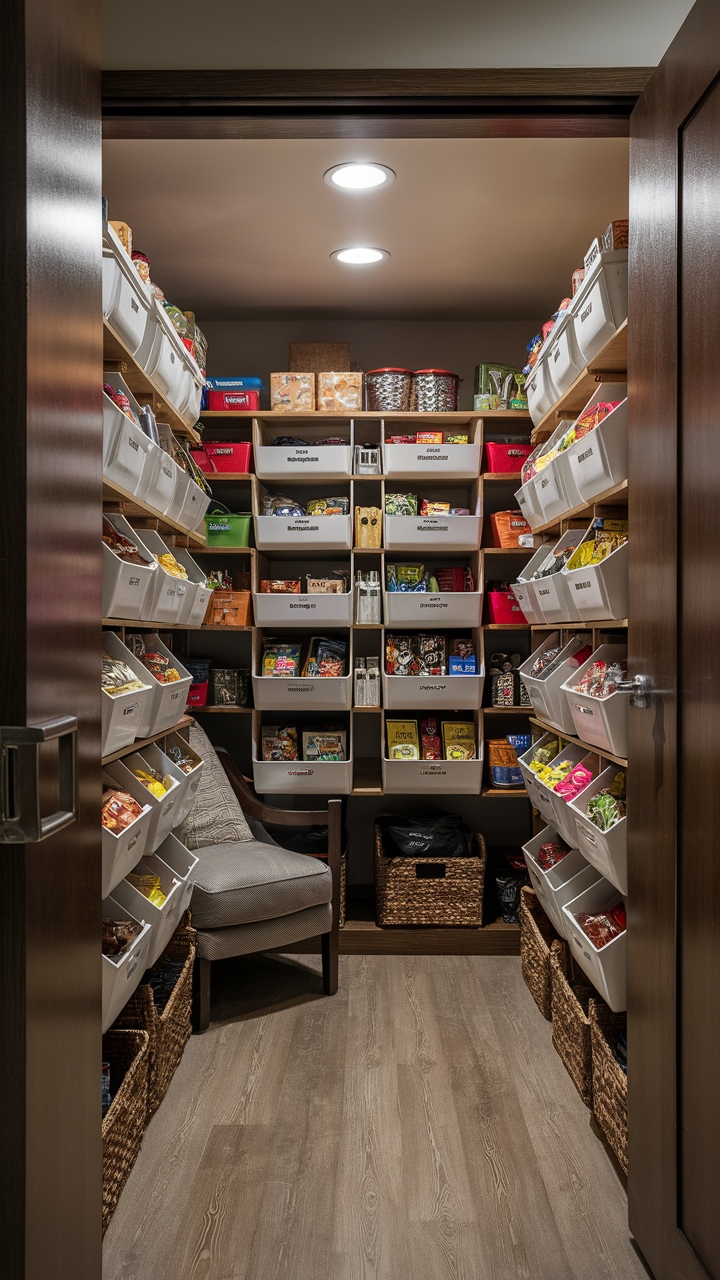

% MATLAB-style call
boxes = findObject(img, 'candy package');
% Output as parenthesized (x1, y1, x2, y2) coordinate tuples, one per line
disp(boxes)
(132, 766, 174, 800)
(306, 496, 349, 516)
(587, 771, 626, 831)
(385, 493, 417, 517)
(567, 518, 628, 571)
(572, 659, 628, 699)
(419, 499, 450, 516)
(386, 719, 420, 760)
(260, 579, 302, 593)
(416, 431, 443, 444)
(102, 518, 150, 565)
(262, 493, 306, 517)
(103, 382, 137, 425)
(153, 550, 188, 579)
(554, 762, 593, 802)
(444, 433, 469, 444)
(489, 510, 531, 548)
(442, 721, 476, 760)
(261, 725, 298, 761)
(138, 649, 182, 684)
(166, 744, 197, 774)
(495, 873, 530, 923)
(528, 738, 560, 772)
(101, 790, 143, 831)
(102, 916, 142, 959)
(574, 902, 626, 949)
(420, 717, 442, 760)
(317, 371, 362, 412)
(102, 652, 146, 698)
(262, 641, 302, 677)
(303, 729, 346, 761)
(534, 759, 573, 790)
(302, 636, 347, 678)
(530, 540, 582, 580)
(127, 870, 169, 908)
(417, 633, 446, 675)
(385, 634, 414, 676)
(535, 839, 571, 870)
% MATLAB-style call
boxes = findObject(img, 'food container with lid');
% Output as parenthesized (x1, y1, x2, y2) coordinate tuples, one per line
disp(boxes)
(410, 370, 460, 413)
(366, 369, 413, 413)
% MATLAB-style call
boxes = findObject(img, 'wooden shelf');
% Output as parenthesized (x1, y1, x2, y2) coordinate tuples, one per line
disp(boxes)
(194, 706, 253, 713)
(334, 920, 520, 956)
(481, 787, 528, 798)
(530, 320, 628, 446)
(482, 546, 534, 554)
(101, 715, 193, 766)
(528, 715, 628, 768)
(102, 619, 252, 631)
(481, 472, 525, 481)
(102, 476, 206, 546)
(200, 472, 252, 481)
(483, 706, 532, 713)
(530, 478, 629, 535)
(352, 706, 382, 712)
(103, 320, 201, 445)
(239, 410, 530, 424)
(192, 545, 254, 555)
(482, 623, 530, 630)
(530, 619, 628, 630)
(352, 758, 384, 795)
(353, 546, 384, 553)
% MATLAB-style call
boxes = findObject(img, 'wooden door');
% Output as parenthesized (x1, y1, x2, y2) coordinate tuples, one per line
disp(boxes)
(0, 1, 102, 1277)
(629, 2, 720, 1277)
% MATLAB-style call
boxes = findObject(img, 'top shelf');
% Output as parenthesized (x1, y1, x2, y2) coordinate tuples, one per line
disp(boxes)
(530, 320, 628, 447)
(103, 320, 202, 446)
(199, 409, 531, 424)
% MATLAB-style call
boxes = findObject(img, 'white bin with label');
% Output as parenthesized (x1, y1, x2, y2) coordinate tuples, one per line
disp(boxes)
(514, 477, 544, 532)
(102, 514, 158, 621)
(102, 225, 154, 356)
(565, 392, 628, 503)
(101, 774, 153, 898)
(141, 741, 193, 822)
(253, 671, 352, 712)
(564, 538, 628, 623)
(546, 311, 585, 396)
(383, 589, 482, 628)
(113, 838, 198, 968)
(569, 765, 628, 895)
(137, 299, 186, 408)
(255, 441, 352, 482)
(143, 441, 178, 516)
(519, 633, 590, 733)
(101, 896, 152, 1033)
(510, 543, 551, 624)
(252, 756, 353, 795)
(382, 745, 483, 795)
(516, 732, 559, 807)
(526, 348, 560, 426)
(254, 513, 352, 553)
(382, 440, 480, 481)
(134, 528, 191, 624)
(531, 530, 585, 624)
(164, 467, 192, 527)
(155, 832, 199, 919)
(104, 632, 192, 737)
(562, 878, 627, 1012)
(561, 643, 628, 757)
(533, 425, 584, 526)
(254, 589, 353, 629)
(522, 826, 599, 939)
(177, 348, 204, 425)
(102, 378, 155, 498)
(165, 543, 213, 627)
(382, 666, 484, 711)
(572, 251, 628, 365)
(163, 731, 205, 823)
(101, 660, 153, 759)
(106, 753, 182, 854)
(384, 514, 481, 554)
(530, 742, 587, 836)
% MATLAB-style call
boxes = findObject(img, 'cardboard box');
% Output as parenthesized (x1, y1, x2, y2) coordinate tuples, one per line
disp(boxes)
(289, 343, 351, 374)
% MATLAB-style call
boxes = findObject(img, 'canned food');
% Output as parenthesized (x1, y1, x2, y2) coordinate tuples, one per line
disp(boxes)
(410, 369, 460, 413)
(366, 368, 413, 413)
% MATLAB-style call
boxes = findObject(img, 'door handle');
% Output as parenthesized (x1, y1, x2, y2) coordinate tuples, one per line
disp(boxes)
(615, 674, 653, 709)
(0, 716, 78, 843)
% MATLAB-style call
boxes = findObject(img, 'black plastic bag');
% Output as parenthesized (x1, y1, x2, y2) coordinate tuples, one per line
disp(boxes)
(377, 811, 474, 859)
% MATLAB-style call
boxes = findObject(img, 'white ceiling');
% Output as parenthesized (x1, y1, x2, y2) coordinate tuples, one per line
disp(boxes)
(102, 136, 629, 321)
(101, 0, 694, 69)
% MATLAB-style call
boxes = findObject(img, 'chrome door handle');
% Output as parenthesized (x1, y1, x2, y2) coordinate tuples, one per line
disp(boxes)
(0, 716, 78, 843)
(615, 674, 653, 709)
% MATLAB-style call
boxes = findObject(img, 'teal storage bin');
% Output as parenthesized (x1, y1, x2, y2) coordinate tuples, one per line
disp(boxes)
(204, 504, 252, 547)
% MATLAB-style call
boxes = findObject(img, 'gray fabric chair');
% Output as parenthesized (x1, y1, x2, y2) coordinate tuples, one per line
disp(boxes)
(186, 741, 341, 1033)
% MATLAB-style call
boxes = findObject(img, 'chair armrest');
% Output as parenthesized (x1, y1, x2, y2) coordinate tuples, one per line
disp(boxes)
(218, 751, 332, 827)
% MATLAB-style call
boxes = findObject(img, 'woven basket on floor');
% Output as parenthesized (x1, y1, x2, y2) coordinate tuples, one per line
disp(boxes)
(519, 886, 560, 1020)
(550, 939, 595, 1107)
(374, 827, 486, 927)
(102, 1029, 150, 1236)
(590, 998, 628, 1173)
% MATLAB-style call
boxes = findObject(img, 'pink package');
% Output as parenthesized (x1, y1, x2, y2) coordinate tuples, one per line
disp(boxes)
(554, 762, 593, 802)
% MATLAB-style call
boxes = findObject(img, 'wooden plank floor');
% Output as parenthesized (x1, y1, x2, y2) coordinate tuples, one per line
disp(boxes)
(103, 955, 651, 1280)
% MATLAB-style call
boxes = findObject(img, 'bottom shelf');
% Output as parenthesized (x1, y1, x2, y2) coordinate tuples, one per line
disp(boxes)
(281, 917, 520, 956)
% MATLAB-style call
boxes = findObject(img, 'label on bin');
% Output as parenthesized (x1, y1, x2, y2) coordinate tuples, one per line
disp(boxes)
(288, 769, 314, 776)
(419, 683, 446, 691)
(286, 685, 314, 693)
(580, 301, 593, 323)
(417, 523, 448, 533)
(420, 767, 447, 777)
(129, 576, 140, 587)
(287, 454, 320, 463)
(578, 446, 594, 464)
(289, 524, 319, 532)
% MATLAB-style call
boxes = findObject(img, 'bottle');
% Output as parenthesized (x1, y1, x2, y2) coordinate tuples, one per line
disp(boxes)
(366, 570, 381, 624)
(365, 656, 380, 707)
(354, 656, 367, 706)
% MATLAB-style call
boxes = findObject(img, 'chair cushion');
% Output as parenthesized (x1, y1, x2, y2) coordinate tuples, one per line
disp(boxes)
(190, 839, 332, 929)
(176, 722, 254, 849)
(194, 903, 333, 962)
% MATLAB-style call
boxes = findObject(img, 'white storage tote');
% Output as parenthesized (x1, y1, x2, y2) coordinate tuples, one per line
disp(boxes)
(177, 348, 204, 425)
(181, 479, 212, 534)
(254, 512, 353, 553)
(253, 588, 353, 629)
(105, 753, 182, 854)
(382, 665, 484, 711)
(565, 390, 628, 503)
(569, 764, 628, 895)
(514, 476, 544, 532)
(572, 249, 628, 365)
(516, 732, 560, 807)
(526, 346, 560, 426)
(384, 513, 481, 555)
(382, 743, 483, 795)
(101, 772, 153, 899)
(104, 632, 192, 738)
(164, 466, 192, 527)
(562, 878, 627, 1012)
(164, 542, 213, 627)
(519, 633, 591, 733)
(383, 588, 482, 629)
(509, 543, 551, 624)
(382, 438, 480, 482)
(101, 649, 152, 759)
(155, 832, 199, 920)
(102, 224, 154, 356)
(102, 376, 155, 498)
(561, 643, 628, 757)
(532, 742, 588, 836)
(533, 422, 584, 525)
(252, 754, 353, 795)
(253, 634, 353, 713)
(101, 896, 152, 1034)
(164, 730, 205, 823)
(531, 530, 585, 625)
(143, 441, 178, 516)
(255, 438, 352, 482)
(113, 837, 197, 968)
(133, 528, 191, 625)
(141, 741, 193, 822)
(137, 299, 186, 408)
(522, 826, 599, 939)
(546, 311, 585, 397)
(102, 514, 158, 622)
(563, 535, 628, 624)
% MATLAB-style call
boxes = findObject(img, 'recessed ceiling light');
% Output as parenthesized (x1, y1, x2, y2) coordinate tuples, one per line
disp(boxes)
(331, 247, 390, 265)
(324, 163, 395, 190)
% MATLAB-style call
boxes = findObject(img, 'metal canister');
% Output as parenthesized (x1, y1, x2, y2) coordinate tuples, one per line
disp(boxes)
(410, 368, 460, 412)
(365, 368, 413, 412)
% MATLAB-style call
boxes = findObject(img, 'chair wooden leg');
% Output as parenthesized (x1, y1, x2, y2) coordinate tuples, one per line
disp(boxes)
(321, 930, 338, 996)
(192, 956, 212, 1033)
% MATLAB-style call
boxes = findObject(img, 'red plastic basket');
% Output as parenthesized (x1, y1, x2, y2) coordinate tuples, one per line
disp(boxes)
(484, 591, 526, 625)
(186, 681, 209, 707)
(193, 442, 252, 475)
(207, 389, 260, 412)
(485, 442, 533, 473)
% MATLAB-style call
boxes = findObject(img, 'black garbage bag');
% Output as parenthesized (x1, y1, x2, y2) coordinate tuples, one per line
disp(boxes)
(263, 823, 330, 855)
(376, 811, 474, 858)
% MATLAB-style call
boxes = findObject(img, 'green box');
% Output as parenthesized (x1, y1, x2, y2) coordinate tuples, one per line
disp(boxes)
(204, 511, 252, 547)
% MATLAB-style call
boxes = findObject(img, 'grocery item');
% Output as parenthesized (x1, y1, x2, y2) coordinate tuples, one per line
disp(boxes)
(554, 762, 593, 802)
(262, 642, 302, 678)
(152, 550, 188, 580)
(535, 839, 571, 870)
(306, 496, 349, 516)
(445, 433, 469, 444)
(474, 364, 523, 411)
(528, 738, 560, 772)
(385, 632, 446, 676)
(572, 267, 585, 295)
(574, 902, 627, 949)
(489, 510, 531, 548)
(534, 760, 573, 790)
(102, 518, 149, 566)
(572, 659, 628, 699)
(101, 790, 143, 831)
(386, 719, 420, 759)
(420, 717, 442, 760)
(355, 506, 382, 547)
(495, 872, 530, 923)
(448, 638, 476, 675)
(530, 540, 582, 580)
(132, 766, 173, 800)
(103, 382, 137, 424)
(127, 870, 169, 908)
(602, 219, 629, 251)
(132, 646, 182, 684)
(303, 730, 346, 761)
(262, 493, 306, 516)
(442, 721, 476, 760)
(260, 580, 302, 593)
(566, 518, 629, 571)
(587, 772, 627, 830)
(109, 221, 132, 256)
(366, 368, 413, 413)
(354, 571, 381, 623)
(212, 669, 244, 705)
(416, 431, 443, 444)
(419, 500, 450, 516)
(270, 372, 315, 412)
(410, 369, 459, 413)
(385, 492, 417, 517)
(317, 372, 363, 412)
(306, 577, 343, 594)
(102, 652, 146, 697)
(166, 744, 197, 774)
(102, 916, 142, 959)
(261, 725, 298, 762)
(131, 250, 150, 284)
(302, 636, 347, 678)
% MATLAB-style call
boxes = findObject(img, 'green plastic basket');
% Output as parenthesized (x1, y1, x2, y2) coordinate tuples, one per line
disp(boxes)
(204, 504, 252, 547)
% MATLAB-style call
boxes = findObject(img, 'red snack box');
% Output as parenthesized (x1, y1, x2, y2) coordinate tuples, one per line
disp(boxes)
(207, 389, 260, 412)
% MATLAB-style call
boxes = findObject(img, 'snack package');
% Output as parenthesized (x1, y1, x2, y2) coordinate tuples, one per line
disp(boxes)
(302, 636, 347, 678)
(448, 638, 476, 675)
(385, 633, 415, 676)
(102, 916, 142, 959)
(419, 500, 450, 516)
(572, 659, 628, 699)
(417, 633, 446, 675)
(574, 902, 626, 949)
(602, 219, 629, 251)
(260, 579, 302, 593)
(153, 550, 189, 579)
(489, 510, 531, 548)
(262, 492, 306, 516)
(528, 738, 560, 772)
(127, 870, 168, 908)
(102, 652, 146, 698)
(535, 759, 573, 790)
(420, 717, 442, 760)
(132, 766, 173, 800)
(270, 372, 315, 412)
(317, 371, 362, 412)
(303, 729, 346, 761)
(572, 267, 585, 295)
(385, 493, 417, 517)
(386, 719, 420, 760)
(442, 721, 476, 760)
(445, 433, 469, 444)
(355, 506, 382, 547)
(386, 434, 416, 444)
(166, 744, 197, 774)
(261, 725, 298, 761)
(535, 840, 570, 870)
(109, 221, 132, 256)
(587, 771, 626, 830)
(416, 431, 443, 444)
(102, 518, 150, 565)
(101, 790, 143, 831)
(139, 649, 182, 684)
(262, 641, 302, 677)
(307, 496, 349, 516)
(554, 762, 593, 802)
(306, 577, 342, 594)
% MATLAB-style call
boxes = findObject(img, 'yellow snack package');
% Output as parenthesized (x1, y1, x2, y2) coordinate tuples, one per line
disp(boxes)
(127, 871, 167, 907)
(442, 721, 476, 760)
(386, 719, 420, 760)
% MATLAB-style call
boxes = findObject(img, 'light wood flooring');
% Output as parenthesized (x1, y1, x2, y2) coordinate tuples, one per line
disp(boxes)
(103, 954, 651, 1280)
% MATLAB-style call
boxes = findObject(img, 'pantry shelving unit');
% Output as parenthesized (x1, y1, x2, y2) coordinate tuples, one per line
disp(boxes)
(529, 319, 628, 447)
(528, 715, 628, 769)
(103, 318, 202, 445)
(103, 476, 206, 547)
(101, 715, 194, 767)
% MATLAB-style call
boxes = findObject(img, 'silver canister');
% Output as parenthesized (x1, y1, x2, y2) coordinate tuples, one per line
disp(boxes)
(410, 369, 460, 412)
(365, 368, 413, 413)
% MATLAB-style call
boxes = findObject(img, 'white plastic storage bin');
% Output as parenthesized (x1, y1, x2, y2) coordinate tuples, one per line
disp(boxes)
(384, 513, 481, 554)
(102, 377, 155, 498)
(531, 530, 584, 625)
(164, 467, 192, 527)
(102, 225, 154, 356)
(569, 764, 628, 895)
(254, 513, 352, 553)
(522, 825, 599, 939)
(516, 732, 559, 807)
(154, 832, 199, 920)
(101, 655, 152, 759)
(143, 441, 178, 516)
(104, 632, 192, 738)
(165, 543, 213, 627)
(514, 477, 544, 532)
(547, 747, 599, 848)
(565, 390, 628, 503)
(164, 731, 205, 823)
(113, 838, 198, 968)
(564, 538, 628, 623)
(177, 349, 204, 425)
(101, 896, 152, 1034)
(133, 528, 191, 625)
(383, 589, 482, 629)
(255, 441, 352, 482)
(105, 753, 182, 854)
(560, 643, 628, 757)
(509, 543, 551, 624)
(382, 439, 481, 481)
(519, 633, 590, 733)
(382, 665, 484, 711)
(562, 878, 627, 1012)
(530, 741, 587, 835)
(546, 311, 585, 397)
(382, 744, 483, 795)
(526, 348, 559, 426)
(572, 250, 628, 365)
(138, 300, 186, 409)
(253, 589, 353, 629)
(253, 668, 352, 712)
(252, 756, 353, 795)
(101, 774, 153, 899)
(102, 514, 158, 621)
(141, 741, 193, 822)
(533, 426, 584, 525)
(182, 479, 211, 534)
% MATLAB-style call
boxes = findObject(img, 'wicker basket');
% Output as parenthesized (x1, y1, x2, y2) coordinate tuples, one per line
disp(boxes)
(374, 827, 486, 927)
(590, 998, 628, 1173)
(550, 940, 595, 1107)
(519, 886, 561, 1020)
(102, 1029, 150, 1236)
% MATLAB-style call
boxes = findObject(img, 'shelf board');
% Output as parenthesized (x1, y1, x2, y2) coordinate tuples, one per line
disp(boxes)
(201, 472, 252, 481)
(528, 715, 628, 768)
(192, 546, 254, 555)
(353, 546, 384, 553)
(285, 919, 520, 956)
(530, 619, 628, 630)
(101, 715, 194, 766)
(103, 320, 201, 445)
(352, 758, 384, 794)
(102, 619, 252, 631)
(530, 478, 629, 535)
(482, 546, 534, 554)
(194, 706, 253, 713)
(483, 706, 532, 713)
(102, 477, 206, 546)
(352, 706, 382, 712)
(482, 623, 530, 630)
(352, 623, 383, 629)
(530, 320, 628, 446)
(244, 410, 528, 424)
(481, 787, 528, 798)
(481, 472, 525, 481)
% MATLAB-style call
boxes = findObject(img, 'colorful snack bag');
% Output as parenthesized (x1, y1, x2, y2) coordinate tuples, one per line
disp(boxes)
(420, 717, 442, 760)
(262, 642, 302, 677)
(442, 721, 476, 760)
(385, 492, 417, 517)
(261, 725, 298, 761)
(386, 719, 420, 759)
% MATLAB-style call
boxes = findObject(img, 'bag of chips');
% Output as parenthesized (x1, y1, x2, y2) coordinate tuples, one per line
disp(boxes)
(574, 902, 626, 949)
(101, 790, 143, 831)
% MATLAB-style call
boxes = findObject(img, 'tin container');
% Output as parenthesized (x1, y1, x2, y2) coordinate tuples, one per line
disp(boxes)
(366, 368, 413, 413)
(410, 369, 460, 413)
